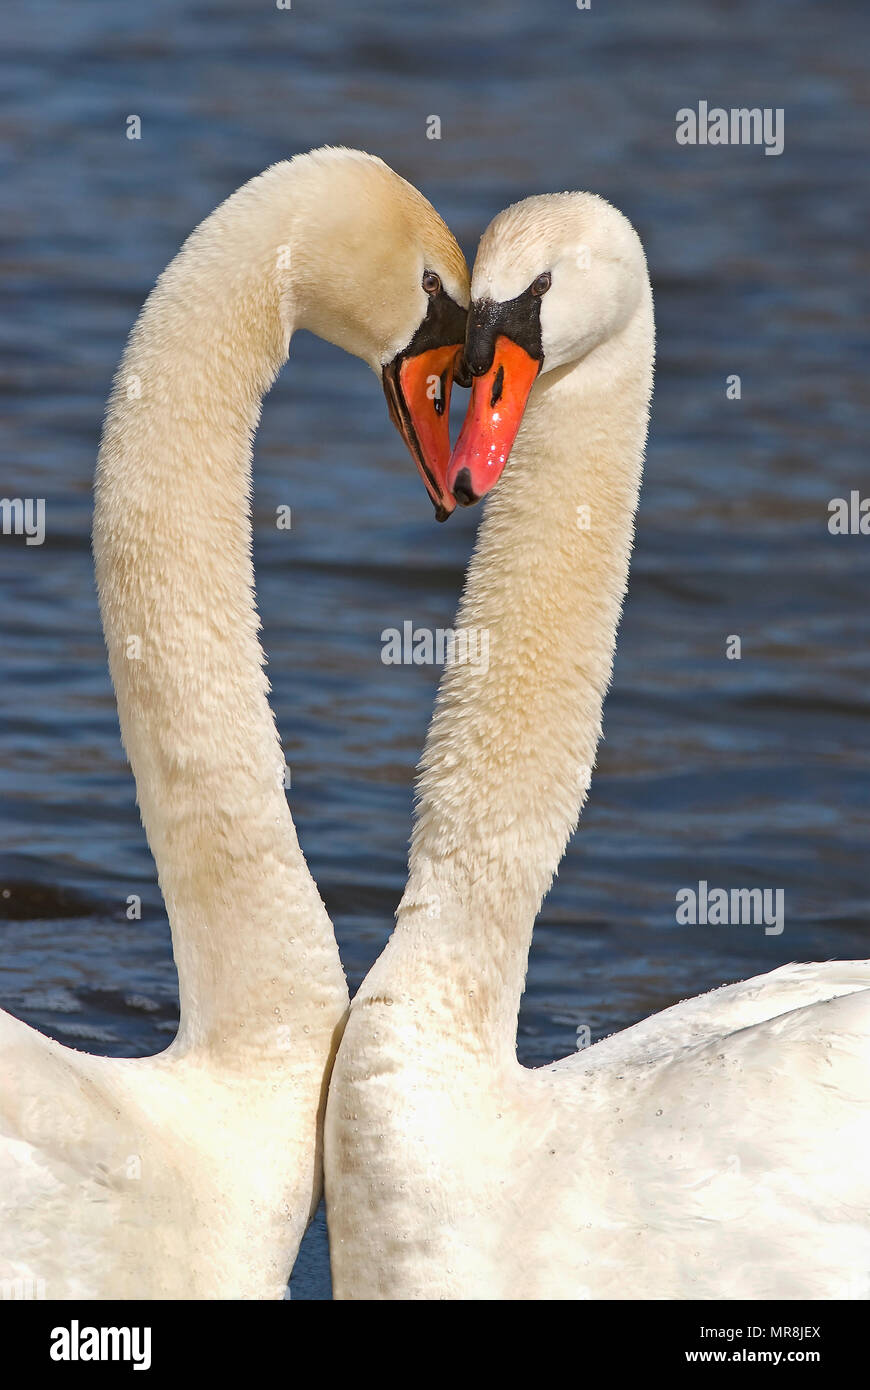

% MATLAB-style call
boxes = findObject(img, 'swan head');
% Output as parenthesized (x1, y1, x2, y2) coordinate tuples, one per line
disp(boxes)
(281, 149, 470, 520)
(445, 192, 648, 504)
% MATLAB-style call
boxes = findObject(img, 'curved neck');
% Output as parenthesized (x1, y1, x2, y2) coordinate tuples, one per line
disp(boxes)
(93, 170, 347, 1068)
(386, 291, 654, 1058)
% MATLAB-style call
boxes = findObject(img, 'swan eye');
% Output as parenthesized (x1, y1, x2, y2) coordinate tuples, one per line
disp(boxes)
(422, 271, 441, 296)
(530, 272, 552, 297)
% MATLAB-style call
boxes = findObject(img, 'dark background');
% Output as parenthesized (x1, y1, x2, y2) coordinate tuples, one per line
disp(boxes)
(1, 0, 868, 1296)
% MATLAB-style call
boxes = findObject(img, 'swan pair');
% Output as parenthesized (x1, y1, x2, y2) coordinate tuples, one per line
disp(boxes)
(1, 147, 868, 1301)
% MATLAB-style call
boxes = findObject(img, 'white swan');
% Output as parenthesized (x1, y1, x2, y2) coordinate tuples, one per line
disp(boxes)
(325, 192, 870, 1300)
(0, 147, 470, 1300)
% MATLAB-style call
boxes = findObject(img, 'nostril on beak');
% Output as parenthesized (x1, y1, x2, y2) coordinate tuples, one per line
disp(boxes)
(452, 468, 478, 507)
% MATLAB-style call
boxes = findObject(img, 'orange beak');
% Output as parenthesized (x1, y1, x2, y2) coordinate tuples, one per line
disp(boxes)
(446, 335, 541, 505)
(383, 344, 465, 521)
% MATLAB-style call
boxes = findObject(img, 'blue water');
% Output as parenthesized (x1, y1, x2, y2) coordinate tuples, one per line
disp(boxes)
(1, 0, 868, 1299)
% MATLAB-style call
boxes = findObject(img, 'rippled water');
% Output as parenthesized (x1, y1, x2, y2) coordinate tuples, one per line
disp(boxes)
(1, 0, 868, 1298)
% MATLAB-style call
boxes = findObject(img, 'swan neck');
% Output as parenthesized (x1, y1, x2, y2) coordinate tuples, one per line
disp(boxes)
(93, 174, 347, 1066)
(393, 293, 654, 1052)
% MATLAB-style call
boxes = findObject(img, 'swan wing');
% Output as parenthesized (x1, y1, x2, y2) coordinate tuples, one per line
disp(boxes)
(536, 969, 870, 1296)
(551, 959, 870, 1074)
(0, 1008, 156, 1295)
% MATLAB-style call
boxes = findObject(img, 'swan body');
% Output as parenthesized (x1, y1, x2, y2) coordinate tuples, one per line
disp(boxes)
(0, 148, 469, 1299)
(325, 192, 870, 1299)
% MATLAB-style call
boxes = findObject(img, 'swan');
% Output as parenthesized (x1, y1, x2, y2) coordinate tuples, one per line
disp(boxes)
(325, 191, 870, 1300)
(0, 147, 470, 1300)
